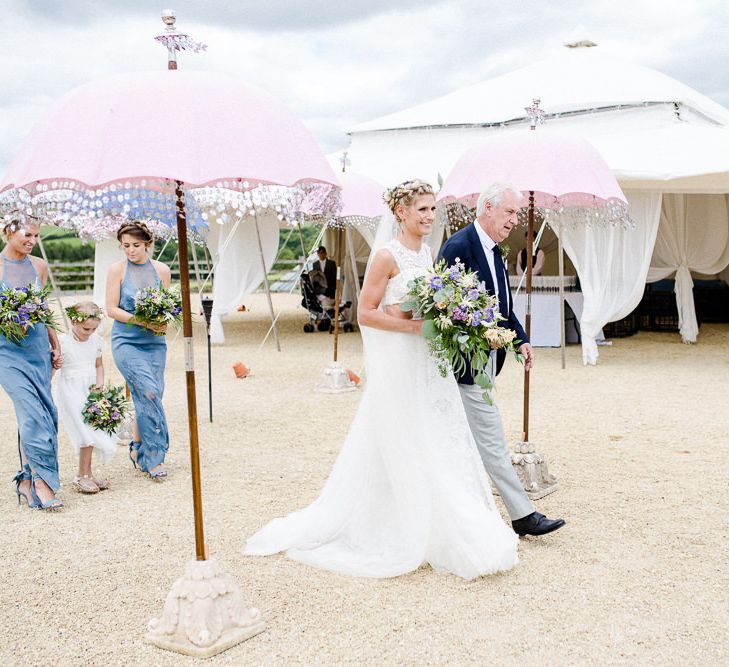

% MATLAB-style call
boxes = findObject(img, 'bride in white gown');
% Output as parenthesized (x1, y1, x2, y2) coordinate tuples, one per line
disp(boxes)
(245, 180, 518, 579)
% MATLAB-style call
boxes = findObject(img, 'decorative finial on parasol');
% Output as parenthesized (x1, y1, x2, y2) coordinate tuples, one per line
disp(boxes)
(563, 26, 598, 48)
(155, 9, 207, 70)
(340, 151, 351, 173)
(525, 98, 545, 130)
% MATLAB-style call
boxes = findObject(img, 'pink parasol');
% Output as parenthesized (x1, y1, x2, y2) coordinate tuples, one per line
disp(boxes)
(438, 129, 628, 213)
(313, 170, 385, 392)
(0, 70, 337, 193)
(0, 14, 339, 656)
(439, 110, 630, 498)
(338, 171, 387, 221)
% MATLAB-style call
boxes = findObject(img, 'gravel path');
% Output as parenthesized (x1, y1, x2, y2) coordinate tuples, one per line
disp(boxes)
(1, 293, 727, 665)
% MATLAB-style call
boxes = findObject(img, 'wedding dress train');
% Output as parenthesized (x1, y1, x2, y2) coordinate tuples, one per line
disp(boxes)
(245, 239, 518, 579)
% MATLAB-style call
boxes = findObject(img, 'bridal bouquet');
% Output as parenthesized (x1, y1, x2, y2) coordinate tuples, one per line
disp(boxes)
(401, 259, 521, 403)
(0, 283, 60, 344)
(132, 285, 183, 335)
(82, 384, 130, 436)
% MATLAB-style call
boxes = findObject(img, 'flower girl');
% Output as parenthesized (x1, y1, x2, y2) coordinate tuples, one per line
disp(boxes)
(54, 301, 117, 493)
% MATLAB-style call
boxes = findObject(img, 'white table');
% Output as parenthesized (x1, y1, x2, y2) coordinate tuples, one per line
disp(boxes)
(512, 292, 601, 347)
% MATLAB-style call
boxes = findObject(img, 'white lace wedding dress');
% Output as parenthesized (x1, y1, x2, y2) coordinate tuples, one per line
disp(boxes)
(245, 239, 518, 579)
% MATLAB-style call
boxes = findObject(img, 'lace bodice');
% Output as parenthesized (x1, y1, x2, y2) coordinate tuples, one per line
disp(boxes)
(381, 239, 433, 307)
(58, 332, 103, 380)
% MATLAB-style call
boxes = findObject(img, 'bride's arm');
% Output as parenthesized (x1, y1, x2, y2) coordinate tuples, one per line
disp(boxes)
(357, 250, 422, 334)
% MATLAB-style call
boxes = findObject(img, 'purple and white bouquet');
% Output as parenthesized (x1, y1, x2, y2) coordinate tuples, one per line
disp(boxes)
(0, 282, 60, 344)
(131, 285, 183, 336)
(82, 384, 130, 436)
(401, 259, 521, 402)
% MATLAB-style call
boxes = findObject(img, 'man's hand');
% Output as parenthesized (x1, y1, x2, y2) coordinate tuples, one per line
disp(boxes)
(519, 342, 534, 371)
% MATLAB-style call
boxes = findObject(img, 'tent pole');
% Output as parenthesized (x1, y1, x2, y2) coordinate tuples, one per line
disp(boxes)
(345, 226, 361, 321)
(296, 215, 308, 263)
(37, 233, 69, 329)
(175, 180, 206, 562)
(332, 226, 344, 362)
(190, 238, 203, 297)
(522, 191, 534, 442)
(559, 221, 566, 369)
(253, 210, 281, 352)
(198, 216, 243, 294)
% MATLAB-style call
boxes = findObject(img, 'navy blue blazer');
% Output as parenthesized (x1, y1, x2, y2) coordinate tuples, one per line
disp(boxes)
(438, 223, 529, 382)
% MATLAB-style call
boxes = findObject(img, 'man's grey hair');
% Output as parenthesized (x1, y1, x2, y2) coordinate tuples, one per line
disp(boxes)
(475, 183, 524, 217)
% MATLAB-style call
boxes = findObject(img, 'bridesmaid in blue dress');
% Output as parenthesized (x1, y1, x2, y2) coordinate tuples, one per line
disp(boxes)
(106, 221, 172, 480)
(0, 217, 64, 510)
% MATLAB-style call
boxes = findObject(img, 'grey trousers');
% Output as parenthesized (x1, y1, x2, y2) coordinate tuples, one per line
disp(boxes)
(458, 382, 534, 520)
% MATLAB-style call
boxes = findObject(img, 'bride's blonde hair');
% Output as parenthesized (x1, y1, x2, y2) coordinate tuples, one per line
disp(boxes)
(383, 180, 435, 221)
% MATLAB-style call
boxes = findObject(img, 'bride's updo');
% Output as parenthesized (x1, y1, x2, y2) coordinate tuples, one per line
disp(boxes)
(383, 180, 435, 221)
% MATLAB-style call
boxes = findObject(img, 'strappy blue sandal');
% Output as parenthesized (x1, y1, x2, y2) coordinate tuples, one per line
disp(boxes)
(148, 467, 168, 481)
(30, 473, 64, 511)
(128, 441, 141, 469)
(12, 465, 37, 508)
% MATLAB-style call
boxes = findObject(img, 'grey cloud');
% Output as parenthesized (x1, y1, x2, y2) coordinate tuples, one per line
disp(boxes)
(18, 0, 439, 30)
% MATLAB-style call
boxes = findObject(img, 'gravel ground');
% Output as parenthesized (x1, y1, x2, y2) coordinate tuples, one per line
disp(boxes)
(1, 292, 727, 666)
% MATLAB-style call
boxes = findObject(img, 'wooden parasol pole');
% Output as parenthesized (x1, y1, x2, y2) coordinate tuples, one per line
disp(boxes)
(558, 220, 566, 369)
(522, 190, 534, 442)
(146, 13, 264, 657)
(253, 210, 281, 351)
(175, 181, 206, 561)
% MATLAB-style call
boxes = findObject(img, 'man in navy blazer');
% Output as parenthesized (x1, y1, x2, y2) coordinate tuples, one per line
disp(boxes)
(439, 183, 565, 537)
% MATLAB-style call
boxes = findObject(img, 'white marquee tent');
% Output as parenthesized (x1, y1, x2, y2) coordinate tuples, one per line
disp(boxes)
(343, 44, 729, 363)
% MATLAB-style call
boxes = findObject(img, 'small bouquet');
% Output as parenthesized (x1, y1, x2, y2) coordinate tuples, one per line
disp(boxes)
(0, 282, 60, 344)
(82, 384, 130, 436)
(401, 259, 521, 403)
(131, 285, 183, 336)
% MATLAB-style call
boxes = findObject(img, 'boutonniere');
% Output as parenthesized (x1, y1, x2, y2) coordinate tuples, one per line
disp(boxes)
(499, 243, 510, 260)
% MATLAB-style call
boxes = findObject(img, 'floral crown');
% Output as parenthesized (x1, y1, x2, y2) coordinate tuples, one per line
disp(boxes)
(383, 179, 434, 214)
(66, 304, 103, 323)
(1, 207, 37, 234)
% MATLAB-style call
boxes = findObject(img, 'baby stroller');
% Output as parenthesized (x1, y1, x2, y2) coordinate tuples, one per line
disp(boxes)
(300, 270, 354, 333)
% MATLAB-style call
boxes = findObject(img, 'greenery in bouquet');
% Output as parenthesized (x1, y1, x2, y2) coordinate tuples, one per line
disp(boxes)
(131, 285, 183, 336)
(401, 259, 522, 404)
(82, 384, 130, 436)
(0, 282, 60, 344)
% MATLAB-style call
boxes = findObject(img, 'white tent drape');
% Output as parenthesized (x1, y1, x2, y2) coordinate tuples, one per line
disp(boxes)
(647, 194, 729, 343)
(207, 213, 280, 344)
(93, 237, 120, 309)
(559, 191, 663, 364)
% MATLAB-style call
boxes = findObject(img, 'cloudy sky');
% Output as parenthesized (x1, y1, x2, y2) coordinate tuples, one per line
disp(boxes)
(0, 0, 727, 175)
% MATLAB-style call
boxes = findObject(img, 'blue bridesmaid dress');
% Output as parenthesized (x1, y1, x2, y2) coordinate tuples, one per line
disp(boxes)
(111, 259, 169, 472)
(0, 255, 60, 492)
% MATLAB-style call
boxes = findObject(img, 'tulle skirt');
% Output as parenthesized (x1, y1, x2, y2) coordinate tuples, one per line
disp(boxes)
(54, 374, 117, 463)
(245, 326, 518, 580)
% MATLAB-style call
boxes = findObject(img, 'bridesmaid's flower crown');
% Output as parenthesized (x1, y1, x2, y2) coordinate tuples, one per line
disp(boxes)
(383, 179, 434, 215)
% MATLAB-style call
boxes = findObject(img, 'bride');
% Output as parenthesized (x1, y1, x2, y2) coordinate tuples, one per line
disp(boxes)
(245, 180, 518, 579)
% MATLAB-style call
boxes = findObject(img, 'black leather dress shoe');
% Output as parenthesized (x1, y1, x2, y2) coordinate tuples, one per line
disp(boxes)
(511, 511, 565, 536)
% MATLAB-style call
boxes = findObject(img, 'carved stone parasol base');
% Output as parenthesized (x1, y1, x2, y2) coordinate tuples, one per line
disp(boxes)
(316, 362, 357, 394)
(512, 441, 558, 500)
(145, 557, 264, 658)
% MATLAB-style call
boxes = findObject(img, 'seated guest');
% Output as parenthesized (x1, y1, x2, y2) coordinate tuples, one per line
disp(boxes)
(517, 232, 545, 276)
